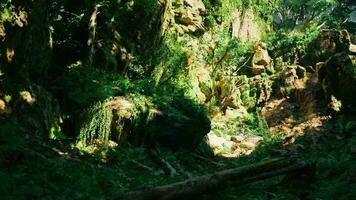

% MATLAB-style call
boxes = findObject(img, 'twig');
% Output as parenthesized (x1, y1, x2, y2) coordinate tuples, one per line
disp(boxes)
(236, 54, 253, 73)
(147, 150, 179, 177)
(191, 153, 225, 167)
(131, 160, 154, 172)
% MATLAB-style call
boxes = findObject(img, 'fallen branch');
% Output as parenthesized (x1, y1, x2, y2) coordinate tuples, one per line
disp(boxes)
(121, 158, 308, 200)
(191, 153, 225, 167)
(147, 150, 178, 177)
(131, 160, 154, 172)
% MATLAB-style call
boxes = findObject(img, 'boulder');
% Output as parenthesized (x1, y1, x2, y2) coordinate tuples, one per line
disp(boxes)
(276, 65, 306, 97)
(173, 0, 206, 33)
(106, 95, 211, 150)
(206, 132, 235, 155)
(302, 29, 353, 66)
(317, 53, 356, 111)
(251, 42, 272, 75)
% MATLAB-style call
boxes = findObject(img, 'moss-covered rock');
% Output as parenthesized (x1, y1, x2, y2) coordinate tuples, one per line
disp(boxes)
(317, 53, 356, 111)
(79, 95, 211, 150)
(172, 0, 207, 33)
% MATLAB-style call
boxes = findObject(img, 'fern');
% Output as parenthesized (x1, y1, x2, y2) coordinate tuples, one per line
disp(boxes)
(79, 100, 113, 146)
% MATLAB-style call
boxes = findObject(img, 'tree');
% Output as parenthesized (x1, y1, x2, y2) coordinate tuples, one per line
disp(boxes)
(273, 0, 337, 30)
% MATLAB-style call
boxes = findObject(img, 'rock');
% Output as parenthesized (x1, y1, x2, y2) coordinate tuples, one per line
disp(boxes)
(231, 134, 245, 143)
(274, 56, 286, 71)
(318, 29, 338, 55)
(0, 99, 6, 112)
(255, 77, 273, 106)
(184, 0, 206, 12)
(244, 135, 264, 144)
(302, 29, 354, 66)
(316, 62, 326, 81)
(223, 134, 231, 141)
(295, 65, 306, 79)
(173, 0, 206, 33)
(276, 65, 307, 97)
(224, 107, 248, 120)
(197, 67, 212, 101)
(206, 133, 225, 148)
(252, 42, 272, 75)
(251, 64, 265, 75)
(109, 95, 211, 150)
(239, 142, 256, 150)
(206, 132, 234, 154)
(232, 9, 262, 42)
(318, 52, 356, 110)
(349, 44, 356, 54)
(20, 90, 35, 105)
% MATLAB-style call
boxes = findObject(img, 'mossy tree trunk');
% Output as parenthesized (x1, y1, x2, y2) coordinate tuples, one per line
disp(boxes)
(1, 0, 51, 85)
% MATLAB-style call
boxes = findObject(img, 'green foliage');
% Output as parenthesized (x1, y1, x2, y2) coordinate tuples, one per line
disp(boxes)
(0, 0, 15, 23)
(2, 0, 356, 199)
(79, 100, 113, 145)
(150, 32, 188, 86)
(211, 0, 278, 25)
(264, 25, 319, 60)
(59, 65, 122, 109)
(273, 0, 337, 30)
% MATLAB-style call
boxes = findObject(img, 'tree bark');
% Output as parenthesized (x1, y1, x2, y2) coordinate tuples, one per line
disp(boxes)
(120, 158, 308, 200)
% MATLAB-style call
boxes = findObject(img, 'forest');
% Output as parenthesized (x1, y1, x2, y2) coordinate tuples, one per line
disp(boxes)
(0, 0, 355, 199)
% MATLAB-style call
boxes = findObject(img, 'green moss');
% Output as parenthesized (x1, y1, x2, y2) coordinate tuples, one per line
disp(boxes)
(79, 100, 113, 145)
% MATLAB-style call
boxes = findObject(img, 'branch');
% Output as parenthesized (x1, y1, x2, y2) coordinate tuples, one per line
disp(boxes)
(121, 158, 309, 200)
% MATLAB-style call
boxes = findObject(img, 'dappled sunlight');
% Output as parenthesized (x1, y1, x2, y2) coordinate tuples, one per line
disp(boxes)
(1, 0, 356, 199)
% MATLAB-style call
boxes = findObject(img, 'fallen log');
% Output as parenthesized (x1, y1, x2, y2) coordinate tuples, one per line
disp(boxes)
(120, 158, 308, 200)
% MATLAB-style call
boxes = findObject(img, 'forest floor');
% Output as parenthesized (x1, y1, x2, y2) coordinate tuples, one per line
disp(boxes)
(2, 72, 355, 200)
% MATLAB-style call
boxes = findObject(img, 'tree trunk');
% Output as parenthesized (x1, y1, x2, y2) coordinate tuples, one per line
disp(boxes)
(121, 158, 308, 200)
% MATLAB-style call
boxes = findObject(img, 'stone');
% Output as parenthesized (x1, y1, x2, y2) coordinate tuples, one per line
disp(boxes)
(223, 134, 232, 141)
(197, 67, 212, 97)
(244, 135, 264, 145)
(240, 142, 256, 150)
(0, 99, 6, 112)
(251, 42, 272, 75)
(206, 132, 234, 154)
(304, 29, 354, 66)
(232, 9, 262, 42)
(349, 44, 356, 54)
(231, 134, 245, 143)
(184, 0, 206, 12)
(295, 65, 306, 79)
(173, 0, 206, 33)
(251, 64, 265, 75)
(274, 56, 285, 71)
(20, 91, 35, 104)
(316, 62, 326, 81)
(318, 52, 356, 111)
(109, 96, 211, 150)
